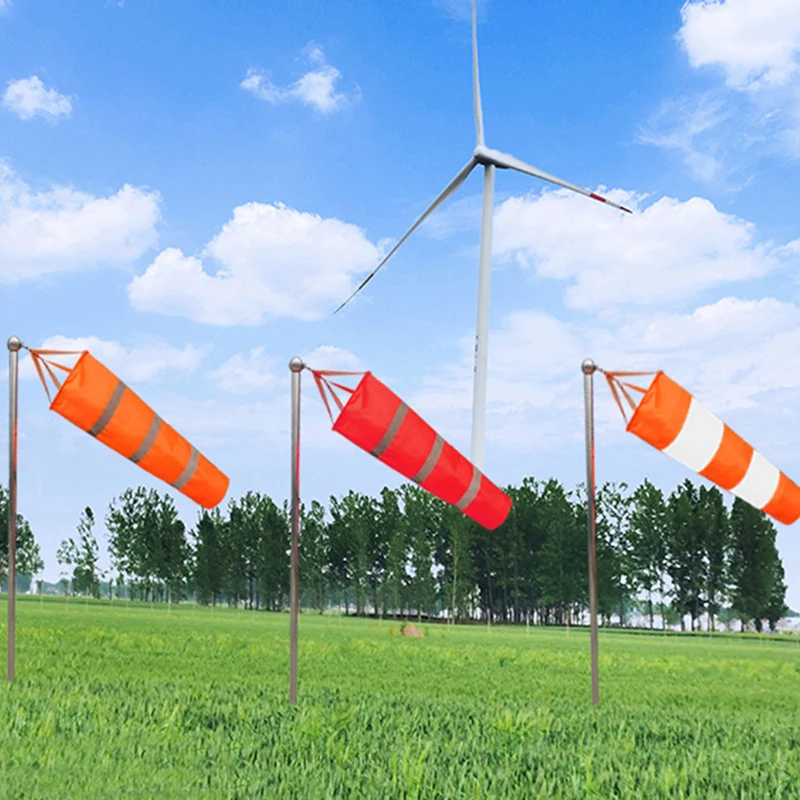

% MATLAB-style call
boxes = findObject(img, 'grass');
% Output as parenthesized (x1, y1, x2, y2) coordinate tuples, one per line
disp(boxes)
(0, 597, 799, 798)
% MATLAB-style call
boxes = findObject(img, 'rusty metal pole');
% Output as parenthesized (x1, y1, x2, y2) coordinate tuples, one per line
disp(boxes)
(288, 357, 304, 704)
(582, 358, 599, 706)
(7, 336, 21, 683)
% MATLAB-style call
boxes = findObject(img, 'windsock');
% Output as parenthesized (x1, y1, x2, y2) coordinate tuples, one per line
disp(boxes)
(606, 370, 800, 525)
(29, 348, 229, 509)
(311, 369, 512, 530)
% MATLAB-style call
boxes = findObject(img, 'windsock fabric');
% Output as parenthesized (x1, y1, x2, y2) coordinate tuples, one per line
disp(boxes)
(330, 372, 512, 530)
(626, 371, 800, 525)
(46, 351, 229, 509)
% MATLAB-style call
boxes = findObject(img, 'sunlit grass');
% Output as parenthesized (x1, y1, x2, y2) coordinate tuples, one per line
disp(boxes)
(0, 596, 798, 798)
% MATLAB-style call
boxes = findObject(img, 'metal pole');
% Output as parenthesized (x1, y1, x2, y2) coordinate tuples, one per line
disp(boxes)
(582, 358, 599, 706)
(288, 356, 304, 704)
(7, 336, 21, 684)
(470, 163, 495, 469)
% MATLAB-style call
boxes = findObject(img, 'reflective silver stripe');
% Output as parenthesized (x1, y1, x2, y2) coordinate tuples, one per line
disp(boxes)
(413, 434, 444, 484)
(455, 466, 482, 511)
(129, 413, 162, 464)
(87, 380, 127, 438)
(371, 402, 409, 458)
(172, 446, 199, 490)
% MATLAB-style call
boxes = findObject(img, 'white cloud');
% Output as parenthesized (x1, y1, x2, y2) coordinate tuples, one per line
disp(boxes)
(151, 395, 289, 448)
(302, 346, 364, 372)
(589, 296, 800, 455)
(679, 0, 800, 91)
(20, 335, 205, 383)
(638, 95, 729, 182)
(128, 201, 380, 324)
(149, 384, 353, 456)
(612, 297, 800, 412)
(0, 0, 11, 14)
(648, 1, 800, 167)
(210, 347, 277, 395)
(151, 390, 351, 456)
(421, 192, 484, 240)
(209, 345, 365, 424)
(493, 187, 798, 309)
(3, 76, 72, 121)
(147, 345, 362, 453)
(0, 163, 160, 282)
(405, 310, 583, 453)
(241, 43, 358, 115)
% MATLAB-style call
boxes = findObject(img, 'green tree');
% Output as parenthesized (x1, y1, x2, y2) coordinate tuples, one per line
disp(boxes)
(515, 479, 547, 623)
(254, 496, 289, 611)
(729, 499, 783, 632)
(628, 480, 668, 629)
(106, 486, 144, 595)
(222, 503, 247, 606)
(366, 494, 389, 617)
(764, 557, 788, 633)
(698, 486, 730, 631)
(537, 480, 586, 625)
(596, 482, 633, 626)
(329, 491, 377, 615)
(300, 500, 329, 613)
(378, 487, 407, 617)
(327, 495, 353, 614)
(156, 495, 189, 603)
(491, 479, 541, 625)
(667, 481, 706, 631)
(437, 504, 476, 623)
(0, 484, 44, 584)
(224, 492, 279, 610)
(106, 487, 188, 602)
(402, 485, 439, 621)
(55, 539, 77, 596)
(57, 507, 101, 598)
(193, 510, 223, 605)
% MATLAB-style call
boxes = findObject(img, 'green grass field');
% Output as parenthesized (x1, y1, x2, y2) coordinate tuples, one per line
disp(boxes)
(0, 597, 799, 798)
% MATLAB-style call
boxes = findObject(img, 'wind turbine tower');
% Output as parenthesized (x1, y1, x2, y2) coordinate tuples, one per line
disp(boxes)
(337, 0, 631, 468)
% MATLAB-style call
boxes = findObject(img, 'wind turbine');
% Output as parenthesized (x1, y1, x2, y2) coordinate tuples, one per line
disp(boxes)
(336, 0, 631, 468)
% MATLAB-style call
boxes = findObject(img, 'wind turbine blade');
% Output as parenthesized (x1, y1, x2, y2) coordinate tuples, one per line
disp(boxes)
(484, 147, 633, 213)
(334, 158, 478, 314)
(472, 0, 485, 146)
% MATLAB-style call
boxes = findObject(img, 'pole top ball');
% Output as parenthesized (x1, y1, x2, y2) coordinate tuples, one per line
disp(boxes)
(289, 356, 305, 373)
(581, 358, 596, 375)
(7, 336, 22, 352)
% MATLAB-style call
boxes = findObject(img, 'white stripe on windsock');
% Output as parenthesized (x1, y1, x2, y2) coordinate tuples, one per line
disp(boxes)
(731, 451, 781, 510)
(662, 398, 724, 474)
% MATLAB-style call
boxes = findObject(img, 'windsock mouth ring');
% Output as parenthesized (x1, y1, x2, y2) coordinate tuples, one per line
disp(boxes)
(47, 350, 89, 411)
(624, 371, 661, 434)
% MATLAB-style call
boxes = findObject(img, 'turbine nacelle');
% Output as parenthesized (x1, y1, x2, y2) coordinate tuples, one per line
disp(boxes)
(473, 145, 507, 168)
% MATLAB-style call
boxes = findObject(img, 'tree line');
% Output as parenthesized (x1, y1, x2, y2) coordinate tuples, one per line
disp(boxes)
(1, 477, 790, 632)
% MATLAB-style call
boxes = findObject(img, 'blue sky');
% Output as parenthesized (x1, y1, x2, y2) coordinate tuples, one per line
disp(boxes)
(3, 0, 800, 610)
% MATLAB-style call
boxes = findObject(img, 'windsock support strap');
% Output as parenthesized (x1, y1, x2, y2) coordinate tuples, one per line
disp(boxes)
(599, 369, 656, 425)
(26, 348, 84, 404)
(307, 368, 364, 425)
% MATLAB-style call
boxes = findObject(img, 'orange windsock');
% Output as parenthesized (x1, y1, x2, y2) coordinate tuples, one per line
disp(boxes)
(606, 370, 800, 525)
(312, 369, 512, 530)
(30, 349, 229, 509)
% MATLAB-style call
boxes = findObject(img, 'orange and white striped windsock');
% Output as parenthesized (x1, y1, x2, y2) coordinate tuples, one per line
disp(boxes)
(28, 348, 229, 509)
(605, 370, 800, 525)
